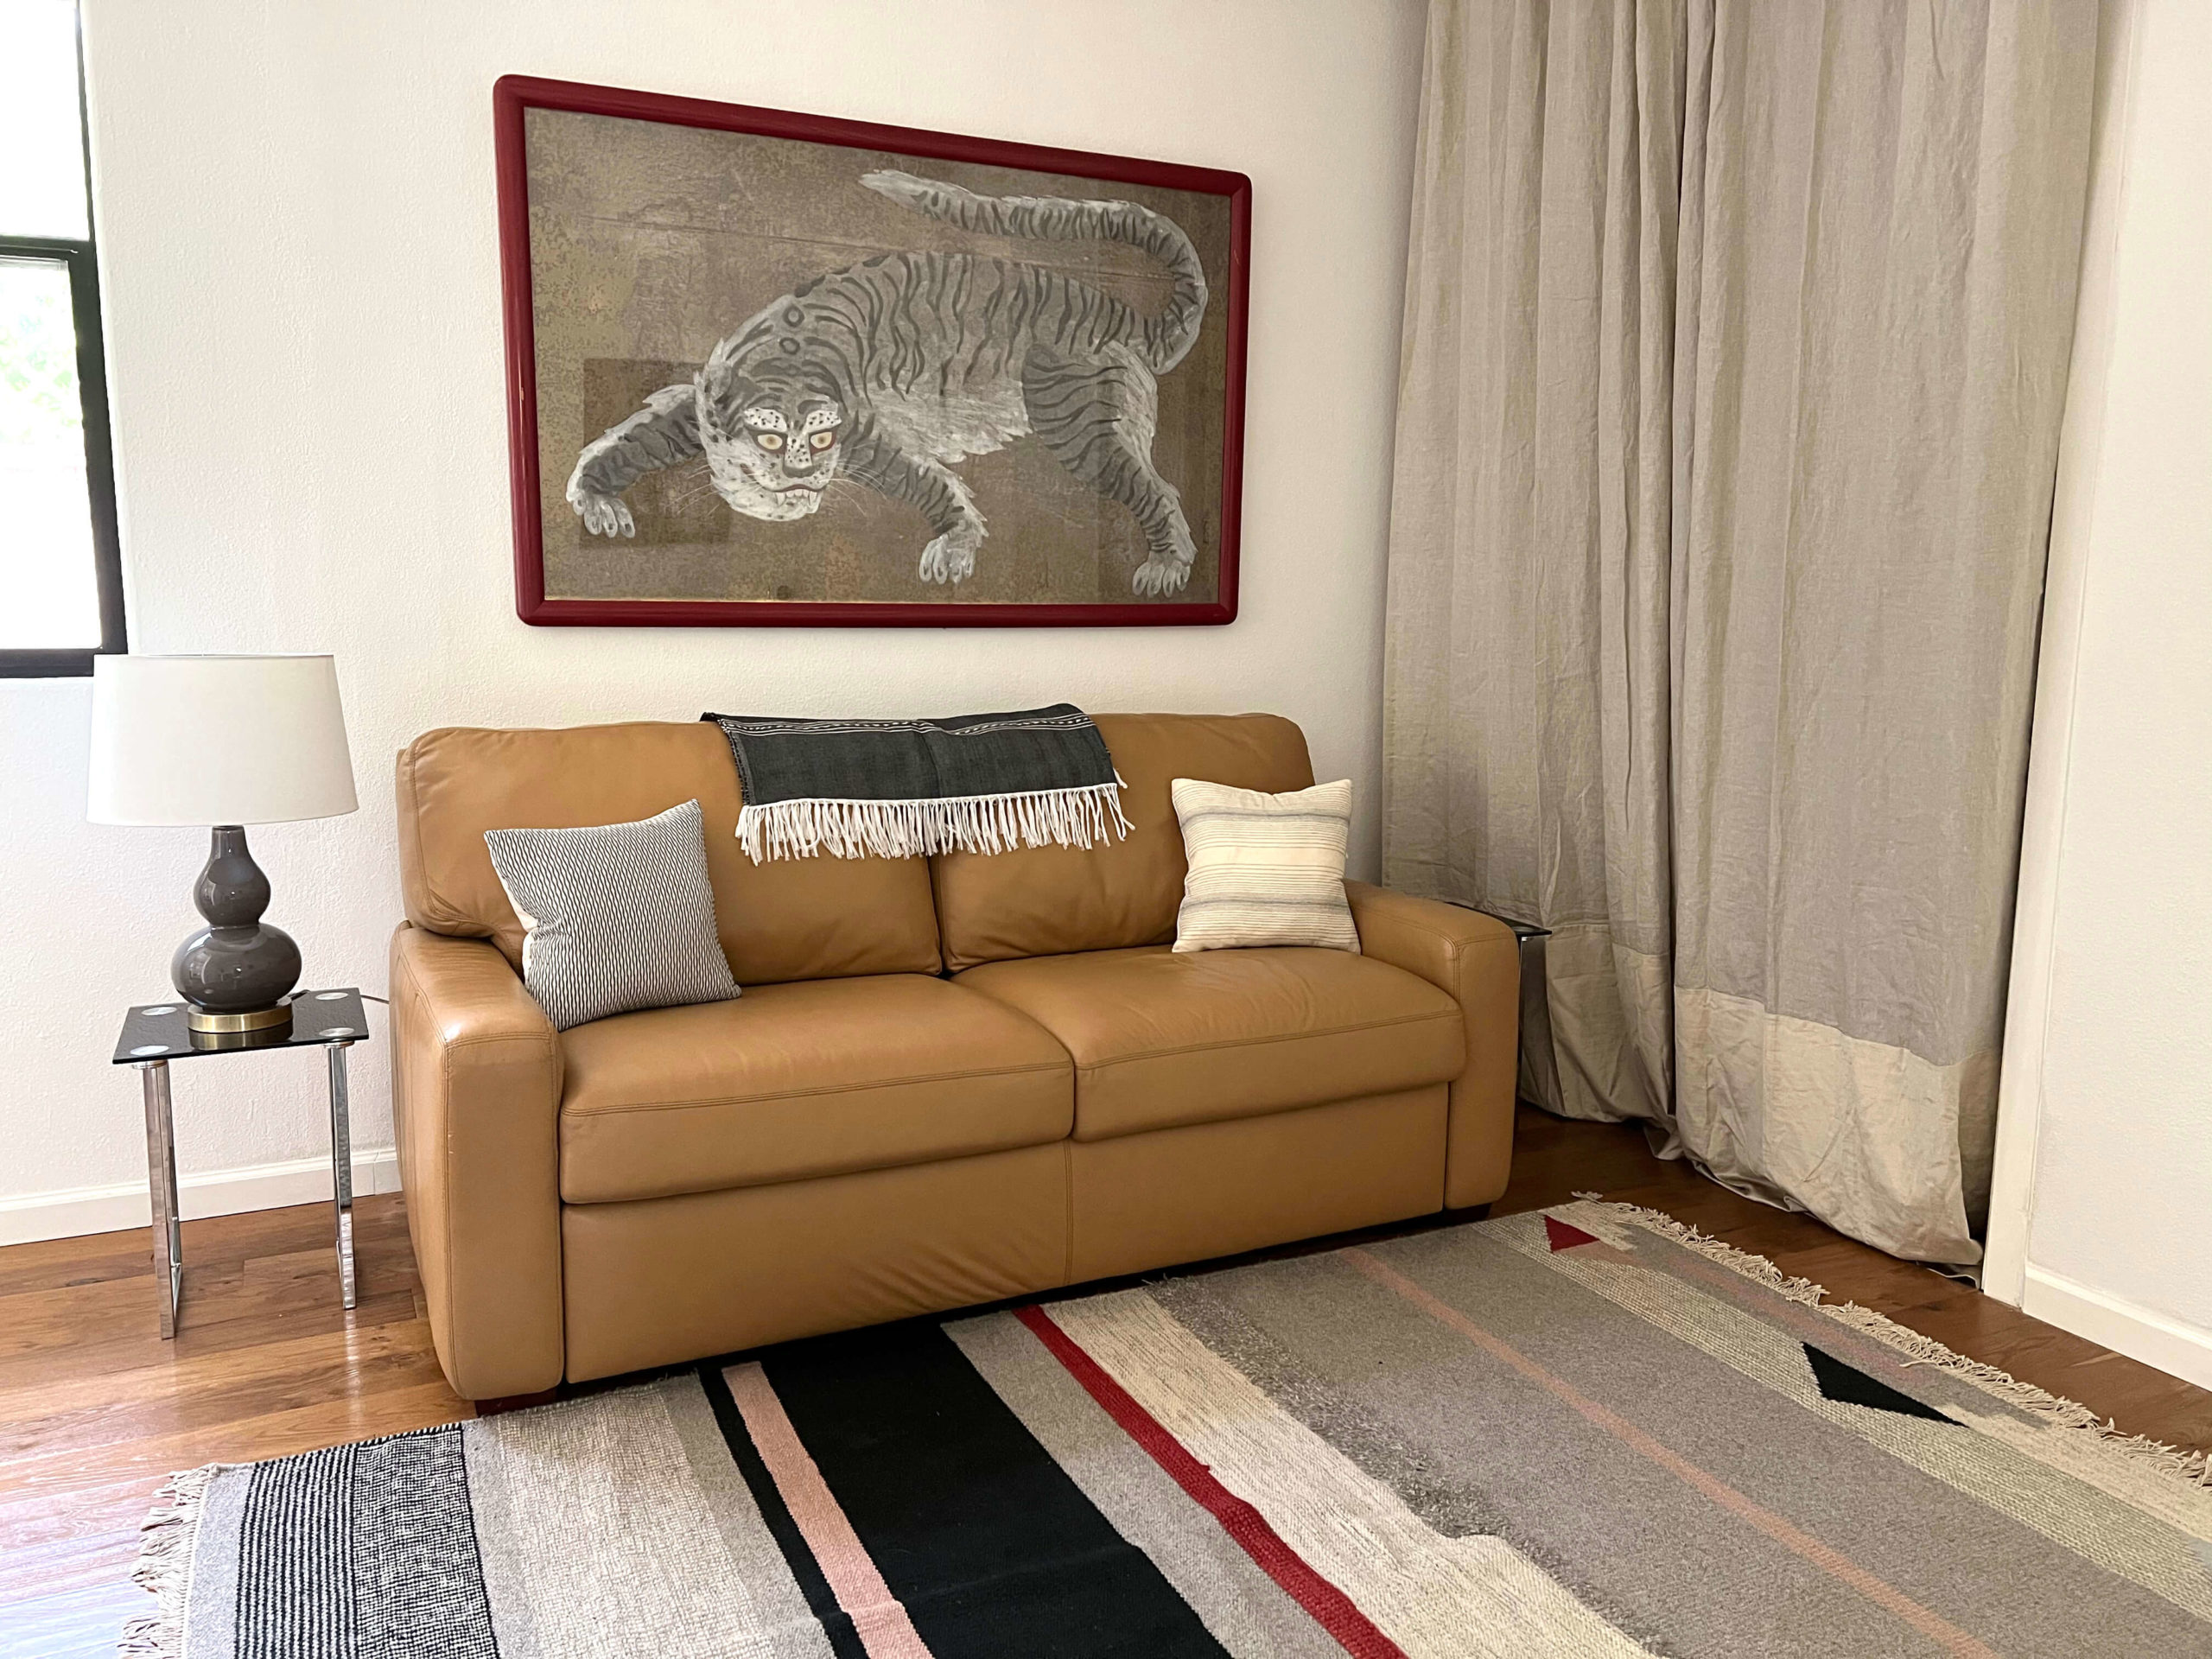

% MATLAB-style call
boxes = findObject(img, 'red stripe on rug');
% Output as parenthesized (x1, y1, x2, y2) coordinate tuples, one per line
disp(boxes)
(1014, 1304, 1406, 1659)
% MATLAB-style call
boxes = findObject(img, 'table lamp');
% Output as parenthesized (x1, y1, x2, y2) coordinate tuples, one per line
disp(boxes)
(88, 655, 359, 1035)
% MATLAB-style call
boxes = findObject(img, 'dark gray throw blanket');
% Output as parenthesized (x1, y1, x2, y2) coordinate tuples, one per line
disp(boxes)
(701, 705, 1131, 862)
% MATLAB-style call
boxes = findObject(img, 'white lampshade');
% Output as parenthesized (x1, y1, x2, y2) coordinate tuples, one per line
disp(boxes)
(88, 654, 359, 826)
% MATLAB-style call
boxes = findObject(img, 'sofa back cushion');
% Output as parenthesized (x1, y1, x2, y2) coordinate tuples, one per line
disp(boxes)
(931, 713, 1314, 971)
(397, 721, 941, 984)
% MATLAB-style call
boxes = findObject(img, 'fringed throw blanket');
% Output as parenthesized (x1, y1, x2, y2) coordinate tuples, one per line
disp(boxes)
(702, 704, 1131, 862)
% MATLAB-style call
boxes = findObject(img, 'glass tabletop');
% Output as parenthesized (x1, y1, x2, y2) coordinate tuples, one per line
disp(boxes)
(111, 988, 371, 1065)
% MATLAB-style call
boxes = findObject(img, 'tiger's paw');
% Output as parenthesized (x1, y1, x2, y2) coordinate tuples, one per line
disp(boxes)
(1133, 556, 1192, 597)
(918, 532, 978, 585)
(571, 491, 636, 539)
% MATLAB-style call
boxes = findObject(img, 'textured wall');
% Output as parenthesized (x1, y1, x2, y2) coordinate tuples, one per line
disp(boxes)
(0, 0, 1426, 1214)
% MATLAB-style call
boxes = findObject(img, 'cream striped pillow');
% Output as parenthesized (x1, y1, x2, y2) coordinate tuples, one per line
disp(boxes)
(1169, 777, 1360, 953)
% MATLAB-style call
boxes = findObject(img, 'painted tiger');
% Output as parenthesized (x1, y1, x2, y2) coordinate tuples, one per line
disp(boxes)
(566, 169, 1209, 596)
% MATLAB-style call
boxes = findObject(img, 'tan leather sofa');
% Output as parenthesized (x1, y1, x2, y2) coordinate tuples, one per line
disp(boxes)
(389, 713, 1519, 1400)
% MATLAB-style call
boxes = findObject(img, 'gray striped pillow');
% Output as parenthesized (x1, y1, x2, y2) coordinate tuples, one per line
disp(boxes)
(483, 799, 741, 1031)
(1170, 777, 1360, 953)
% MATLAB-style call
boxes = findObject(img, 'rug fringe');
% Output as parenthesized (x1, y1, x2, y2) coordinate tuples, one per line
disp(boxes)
(119, 1462, 224, 1658)
(736, 778, 1133, 863)
(1573, 1193, 2212, 1491)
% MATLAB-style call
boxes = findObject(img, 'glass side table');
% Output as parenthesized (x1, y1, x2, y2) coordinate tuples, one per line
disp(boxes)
(110, 988, 371, 1338)
(1440, 905, 1559, 1112)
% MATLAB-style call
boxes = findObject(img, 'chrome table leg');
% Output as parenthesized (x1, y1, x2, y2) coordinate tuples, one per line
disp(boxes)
(139, 1059, 181, 1338)
(327, 1041, 356, 1310)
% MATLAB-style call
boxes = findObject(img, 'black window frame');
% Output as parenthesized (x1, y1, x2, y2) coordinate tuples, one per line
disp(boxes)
(2, 10, 125, 679)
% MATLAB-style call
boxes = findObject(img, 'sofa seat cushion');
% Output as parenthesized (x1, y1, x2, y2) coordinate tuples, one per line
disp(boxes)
(558, 975, 1072, 1204)
(954, 944, 1465, 1141)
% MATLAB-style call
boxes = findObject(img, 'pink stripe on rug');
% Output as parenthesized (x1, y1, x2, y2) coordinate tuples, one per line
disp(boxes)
(1015, 1305, 1407, 1659)
(721, 1363, 934, 1659)
(1343, 1249, 2000, 1659)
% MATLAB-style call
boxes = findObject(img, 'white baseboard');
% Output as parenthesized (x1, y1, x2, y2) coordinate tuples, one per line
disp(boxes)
(2021, 1263, 2212, 1393)
(0, 1148, 403, 1247)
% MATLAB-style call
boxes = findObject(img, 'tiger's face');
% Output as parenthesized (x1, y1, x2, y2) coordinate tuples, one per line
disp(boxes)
(696, 361, 847, 522)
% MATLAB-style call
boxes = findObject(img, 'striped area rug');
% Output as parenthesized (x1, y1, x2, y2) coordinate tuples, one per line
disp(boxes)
(129, 1201, 2212, 1657)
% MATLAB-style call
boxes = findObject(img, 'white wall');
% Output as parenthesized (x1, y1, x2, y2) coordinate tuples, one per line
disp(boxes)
(1986, 0, 2212, 1389)
(0, 0, 1427, 1234)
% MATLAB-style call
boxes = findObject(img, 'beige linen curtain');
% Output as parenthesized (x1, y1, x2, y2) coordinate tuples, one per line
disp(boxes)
(1383, 0, 2098, 1263)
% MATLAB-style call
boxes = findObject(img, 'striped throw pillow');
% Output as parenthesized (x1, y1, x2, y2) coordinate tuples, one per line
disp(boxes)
(483, 799, 741, 1031)
(1170, 777, 1360, 953)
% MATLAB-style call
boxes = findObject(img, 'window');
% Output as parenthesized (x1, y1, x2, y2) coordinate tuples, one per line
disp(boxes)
(2, 0, 122, 677)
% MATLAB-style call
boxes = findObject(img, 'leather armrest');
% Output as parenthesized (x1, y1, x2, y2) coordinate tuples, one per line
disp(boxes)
(389, 924, 564, 1398)
(1344, 881, 1520, 1207)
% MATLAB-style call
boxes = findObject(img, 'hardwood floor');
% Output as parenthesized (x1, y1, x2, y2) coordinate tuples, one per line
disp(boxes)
(0, 1195, 470, 1657)
(3, 1105, 2206, 1655)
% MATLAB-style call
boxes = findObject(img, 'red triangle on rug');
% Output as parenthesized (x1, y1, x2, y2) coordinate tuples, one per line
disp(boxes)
(1544, 1214, 1600, 1252)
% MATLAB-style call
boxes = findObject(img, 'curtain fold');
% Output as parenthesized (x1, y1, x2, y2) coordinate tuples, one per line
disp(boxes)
(1382, 0, 2098, 1264)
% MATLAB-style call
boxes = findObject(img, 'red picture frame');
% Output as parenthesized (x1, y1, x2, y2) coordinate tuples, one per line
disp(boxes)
(493, 75, 1250, 627)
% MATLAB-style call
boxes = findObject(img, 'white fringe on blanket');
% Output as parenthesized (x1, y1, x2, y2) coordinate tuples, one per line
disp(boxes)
(737, 778, 1134, 862)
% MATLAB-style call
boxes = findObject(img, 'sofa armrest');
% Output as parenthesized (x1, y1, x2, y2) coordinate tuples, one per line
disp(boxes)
(389, 924, 564, 1399)
(1344, 881, 1521, 1208)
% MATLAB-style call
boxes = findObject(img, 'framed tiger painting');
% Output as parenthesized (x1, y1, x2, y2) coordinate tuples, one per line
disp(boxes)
(494, 76, 1249, 627)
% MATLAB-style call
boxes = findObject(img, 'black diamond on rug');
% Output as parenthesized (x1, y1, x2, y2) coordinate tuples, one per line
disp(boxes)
(1803, 1343, 1955, 1422)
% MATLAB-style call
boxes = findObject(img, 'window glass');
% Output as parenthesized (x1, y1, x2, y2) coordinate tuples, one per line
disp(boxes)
(0, 259, 100, 649)
(0, 0, 92, 240)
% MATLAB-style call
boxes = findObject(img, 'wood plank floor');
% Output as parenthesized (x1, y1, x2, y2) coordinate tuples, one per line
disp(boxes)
(0, 1195, 472, 1657)
(3, 1105, 2206, 1656)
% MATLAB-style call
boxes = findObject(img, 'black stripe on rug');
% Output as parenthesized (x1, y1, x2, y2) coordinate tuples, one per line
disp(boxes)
(760, 1321, 1231, 1659)
(700, 1362, 869, 1659)
(232, 1425, 497, 1659)
(236, 1443, 356, 1656)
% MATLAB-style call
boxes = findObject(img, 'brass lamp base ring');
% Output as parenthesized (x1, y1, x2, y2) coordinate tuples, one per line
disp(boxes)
(186, 1003, 294, 1034)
